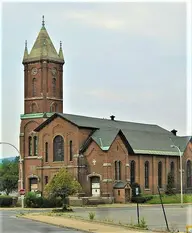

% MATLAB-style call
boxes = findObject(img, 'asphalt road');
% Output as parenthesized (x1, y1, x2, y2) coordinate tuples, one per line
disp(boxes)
(73, 204, 192, 232)
(0, 205, 191, 232)
(0, 210, 85, 233)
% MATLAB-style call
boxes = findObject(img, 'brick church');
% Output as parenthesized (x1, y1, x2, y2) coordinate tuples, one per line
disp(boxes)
(19, 17, 192, 203)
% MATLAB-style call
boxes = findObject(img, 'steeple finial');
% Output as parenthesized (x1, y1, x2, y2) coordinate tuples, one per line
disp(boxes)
(58, 41, 64, 60)
(42, 15, 45, 27)
(23, 40, 28, 62)
(25, 40, 27, 49)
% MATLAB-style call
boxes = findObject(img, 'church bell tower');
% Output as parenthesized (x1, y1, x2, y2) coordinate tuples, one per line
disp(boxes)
(19, 16, 65, 191)
(22, 16, 65, 114)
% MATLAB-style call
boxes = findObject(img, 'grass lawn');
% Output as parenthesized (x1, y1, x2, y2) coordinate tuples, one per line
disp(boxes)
(146, 194, 192, 204)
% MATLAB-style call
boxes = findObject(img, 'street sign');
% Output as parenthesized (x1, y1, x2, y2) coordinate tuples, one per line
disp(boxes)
(19, 189, 25, 195)
(135, 187, 139, 196)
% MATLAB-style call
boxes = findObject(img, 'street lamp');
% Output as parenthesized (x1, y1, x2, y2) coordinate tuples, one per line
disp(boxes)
(0, 142, 24, 208)
(170, 144, 183, 207)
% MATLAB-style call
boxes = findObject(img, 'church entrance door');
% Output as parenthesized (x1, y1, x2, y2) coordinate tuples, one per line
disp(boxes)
(91, 176, 100, 197)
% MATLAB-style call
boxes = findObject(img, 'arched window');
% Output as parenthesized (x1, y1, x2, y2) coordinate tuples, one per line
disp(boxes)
(158, 161, 162, 188)
(69, 140, 73, 161)
(52, 78, 56, 97)
(33, 136, 38, 156)
(32, 78, 37, 97)
(53, 135, 64, 161)
(45, 142, 48, 162)
(28, 136, 32, 156)
(114, 161, 121, 181)
(187, 160, 192, 188)
(144, 161, 149, 189)
(130, 160, 135, 184)
(170, 161, 175, 185)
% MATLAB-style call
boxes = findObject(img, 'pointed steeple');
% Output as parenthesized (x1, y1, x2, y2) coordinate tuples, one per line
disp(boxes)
(25, 16, 64, 63)
(58, 41, 64, 60)
(23, 40, 28, 62)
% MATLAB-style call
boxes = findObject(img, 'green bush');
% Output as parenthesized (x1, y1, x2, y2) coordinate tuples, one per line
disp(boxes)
(0, 196, 13, 207)
(25, 192, 44, 208)
(131, 196, 150, 203)
(41, 197, 62, 208)
(25, 192, 63, 208)
(145, 194, 192, 204)
(89, 212, 95, 220)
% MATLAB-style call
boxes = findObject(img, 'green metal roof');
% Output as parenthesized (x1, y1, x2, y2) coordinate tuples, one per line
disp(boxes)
(23, 25, 64, 63)
(34, 112, 191, 156)
(20, 112, 54, 120)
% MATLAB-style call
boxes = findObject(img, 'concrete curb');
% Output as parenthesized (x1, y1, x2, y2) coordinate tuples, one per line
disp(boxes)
(19, 214, 160, 233)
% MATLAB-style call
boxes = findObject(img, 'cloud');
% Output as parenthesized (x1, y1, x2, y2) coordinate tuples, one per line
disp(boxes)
(63, 3, 186, 40)
(65, 10, 126, 30)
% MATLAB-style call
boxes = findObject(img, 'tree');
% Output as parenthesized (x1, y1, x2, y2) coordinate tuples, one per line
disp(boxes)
(0, 157, 19, 195)
(165, 172, 175, 195)
(44, 168, 82, 210)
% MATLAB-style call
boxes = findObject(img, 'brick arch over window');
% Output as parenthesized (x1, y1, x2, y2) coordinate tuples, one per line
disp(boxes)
(53, 135, 64, 161)
(186, 160, 192, 188)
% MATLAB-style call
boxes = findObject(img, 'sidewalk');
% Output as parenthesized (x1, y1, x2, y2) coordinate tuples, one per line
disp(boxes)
(21, 214, 164, 233)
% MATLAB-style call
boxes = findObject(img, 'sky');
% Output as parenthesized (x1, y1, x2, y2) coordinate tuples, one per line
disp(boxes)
(0, 1, 191, 158)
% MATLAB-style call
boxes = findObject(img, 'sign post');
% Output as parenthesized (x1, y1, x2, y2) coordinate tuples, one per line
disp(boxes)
(19, 189, 25, 208)
(135, 187, 140, 225)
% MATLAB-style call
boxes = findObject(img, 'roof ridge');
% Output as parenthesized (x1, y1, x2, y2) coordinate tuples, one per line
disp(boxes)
(62, 113, 159, 127)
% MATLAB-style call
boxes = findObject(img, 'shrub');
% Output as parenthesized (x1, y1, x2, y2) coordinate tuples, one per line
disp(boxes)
(25, 192, 63, 208)
(131, 196, 148, 203)
(0, 196, 13, 207)
(138, 217, 148, 229)
(89, 212, 95, 220)
(165, 172, 175, 195)
(25, 192, 44, 208)
(42, 197, 63, 208)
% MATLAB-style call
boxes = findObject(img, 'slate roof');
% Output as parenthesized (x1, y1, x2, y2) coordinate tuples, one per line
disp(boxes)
(34, 112, 191, 156)
(23, 24, 64, 63)
(113, 181, 128, 189)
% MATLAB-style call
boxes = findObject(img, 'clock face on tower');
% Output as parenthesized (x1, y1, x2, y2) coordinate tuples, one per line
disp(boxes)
(52, 68, 57, 76)
(31, 68, 38, 75)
